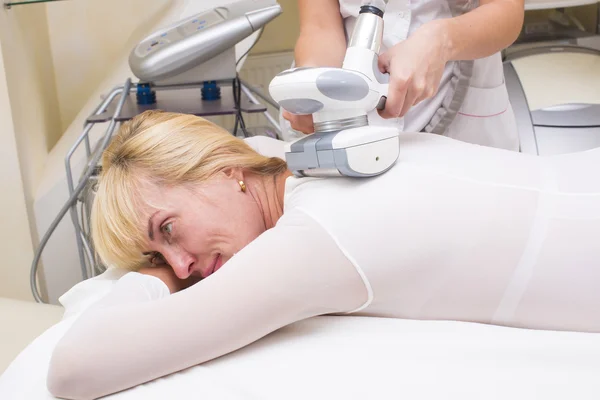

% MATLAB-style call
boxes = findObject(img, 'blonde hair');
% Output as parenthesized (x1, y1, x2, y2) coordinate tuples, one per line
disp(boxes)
(91, 110, 287, 270)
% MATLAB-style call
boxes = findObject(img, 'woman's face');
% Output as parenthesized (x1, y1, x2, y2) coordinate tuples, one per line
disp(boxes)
(138, 176, 266, 280)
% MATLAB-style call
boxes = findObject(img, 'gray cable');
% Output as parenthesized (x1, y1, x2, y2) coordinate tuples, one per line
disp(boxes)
(236, 27, 264, 67)
(79, 200, 96, 277)
(79, 231, 96, 279)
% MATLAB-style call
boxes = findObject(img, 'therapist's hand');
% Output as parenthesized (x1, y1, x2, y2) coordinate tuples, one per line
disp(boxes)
(378, 21, 450, 119)
(282, 110, 315, 135)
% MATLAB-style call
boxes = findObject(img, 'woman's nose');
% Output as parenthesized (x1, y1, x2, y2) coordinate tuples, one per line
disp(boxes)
(165, 251, 195, 280)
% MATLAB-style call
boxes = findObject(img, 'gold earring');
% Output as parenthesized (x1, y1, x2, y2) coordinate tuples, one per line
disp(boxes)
(238, 180, 247, 193)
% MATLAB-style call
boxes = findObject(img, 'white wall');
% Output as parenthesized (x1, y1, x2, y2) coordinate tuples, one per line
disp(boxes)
(0, 4, 63, 301)
(251, 0, 299, 54)
(0, 40, 35, 302)
(45, 0, 174, 132)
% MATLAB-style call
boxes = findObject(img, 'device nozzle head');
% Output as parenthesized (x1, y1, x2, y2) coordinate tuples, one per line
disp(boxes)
(360, 0, 388, 13)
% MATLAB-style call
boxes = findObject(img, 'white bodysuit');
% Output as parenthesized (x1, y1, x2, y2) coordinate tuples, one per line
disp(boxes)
(48, 134, 600, 400)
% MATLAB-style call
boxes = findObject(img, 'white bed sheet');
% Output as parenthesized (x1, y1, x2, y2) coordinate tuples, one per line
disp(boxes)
(2, 280, 600, 400)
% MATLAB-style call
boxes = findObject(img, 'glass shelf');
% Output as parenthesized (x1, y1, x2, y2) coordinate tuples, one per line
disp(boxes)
(4, 0, 68, 9)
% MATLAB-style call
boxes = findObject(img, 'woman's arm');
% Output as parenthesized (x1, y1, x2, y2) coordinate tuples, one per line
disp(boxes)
(47, 211, 367, 400)
(432, 0, 525, 61)
(295, 0, 347, 68)
(378, 0, 524, 119)
(283, 0, 347, 134)
(136, 265, 200, 294)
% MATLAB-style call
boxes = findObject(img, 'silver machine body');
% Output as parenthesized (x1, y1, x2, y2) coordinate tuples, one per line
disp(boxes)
(129, 0, 282, 85)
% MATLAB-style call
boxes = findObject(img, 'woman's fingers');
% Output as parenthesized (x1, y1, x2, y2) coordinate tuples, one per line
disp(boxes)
(283, 110, 315, 134)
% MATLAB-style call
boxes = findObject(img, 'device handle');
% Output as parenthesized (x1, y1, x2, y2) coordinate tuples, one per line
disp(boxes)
(376, 95, 387, 111)
(375, 80, 389, 111)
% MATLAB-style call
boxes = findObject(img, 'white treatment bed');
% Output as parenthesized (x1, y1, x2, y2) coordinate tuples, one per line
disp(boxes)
(1, 267, 600, 400)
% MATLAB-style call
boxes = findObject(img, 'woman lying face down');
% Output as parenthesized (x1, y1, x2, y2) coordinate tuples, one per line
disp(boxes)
(92, 110, 292, 289)
(49, 109, 600, 400)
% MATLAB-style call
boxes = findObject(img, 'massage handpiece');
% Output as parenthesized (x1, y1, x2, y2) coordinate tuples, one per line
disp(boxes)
(269, 0, 399, 178)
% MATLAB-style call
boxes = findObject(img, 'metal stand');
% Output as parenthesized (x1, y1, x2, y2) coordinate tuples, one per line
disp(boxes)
(87, 82, 265, 123)
(30, 78, 281, 303)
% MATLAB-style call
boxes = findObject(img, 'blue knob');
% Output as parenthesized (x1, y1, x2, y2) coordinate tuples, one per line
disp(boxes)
(201, 81, 221, 101)
(136, 83, 157, 105)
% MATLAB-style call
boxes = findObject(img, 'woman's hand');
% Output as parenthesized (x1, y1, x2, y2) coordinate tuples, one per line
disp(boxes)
(282, 110, 315, 135)
(138, 266, 200, 294)
(378, 21, 450, 119)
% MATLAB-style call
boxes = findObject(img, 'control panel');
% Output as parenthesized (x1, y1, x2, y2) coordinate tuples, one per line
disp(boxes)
(134, 9, 226, 59)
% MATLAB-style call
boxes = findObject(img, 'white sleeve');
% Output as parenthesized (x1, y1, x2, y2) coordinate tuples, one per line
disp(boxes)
(47, 210, 368, 400)
(79, 272, 171, 310)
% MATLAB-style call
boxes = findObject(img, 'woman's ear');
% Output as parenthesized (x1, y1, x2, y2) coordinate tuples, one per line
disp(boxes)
(222, 167, 244, 181)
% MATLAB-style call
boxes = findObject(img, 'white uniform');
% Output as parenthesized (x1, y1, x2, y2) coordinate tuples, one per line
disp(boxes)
(48, 134, 600, 399)
(282, 0, 520, 151)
